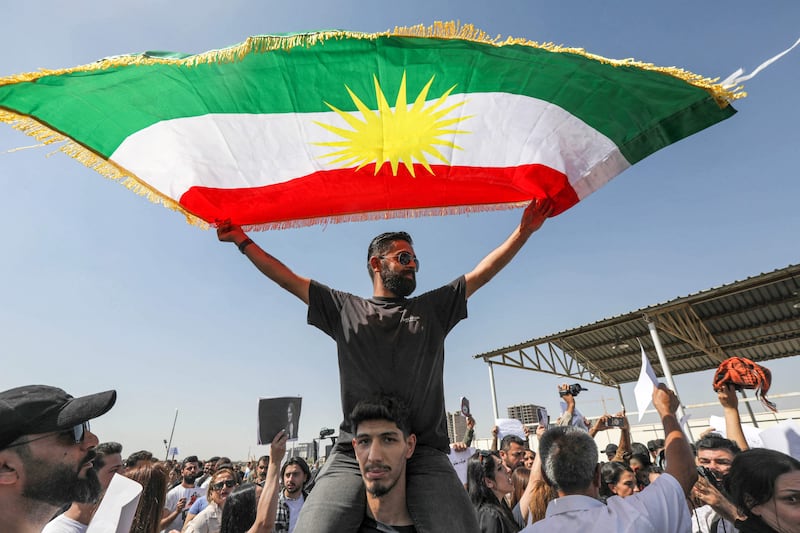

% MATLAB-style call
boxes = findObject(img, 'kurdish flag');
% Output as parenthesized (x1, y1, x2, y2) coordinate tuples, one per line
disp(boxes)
(0, 22, 741, 229)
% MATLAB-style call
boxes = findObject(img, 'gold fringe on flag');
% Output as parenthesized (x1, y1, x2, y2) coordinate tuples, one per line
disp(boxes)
(0, 109, 208, 228)
(0, 22, 743, 106)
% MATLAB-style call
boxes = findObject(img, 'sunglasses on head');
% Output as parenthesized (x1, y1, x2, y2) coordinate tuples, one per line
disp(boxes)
(379, 251, 420, 272)
(5, 421, 91, 448)
(211, 479, 237, 491)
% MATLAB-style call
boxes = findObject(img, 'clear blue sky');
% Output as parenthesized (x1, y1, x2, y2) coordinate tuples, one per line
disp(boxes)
(1, 1, 798, 460)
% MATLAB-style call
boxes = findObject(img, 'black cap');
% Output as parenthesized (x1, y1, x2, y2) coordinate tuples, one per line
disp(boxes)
(0, 385, 116, 449)
(603, 443, 619, 455)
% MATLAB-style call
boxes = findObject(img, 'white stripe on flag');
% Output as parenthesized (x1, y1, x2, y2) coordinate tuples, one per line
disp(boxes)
(110, 92, 630, 201)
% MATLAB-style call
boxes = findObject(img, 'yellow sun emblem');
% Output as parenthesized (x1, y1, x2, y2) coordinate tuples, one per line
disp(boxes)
(314, 72, 471, 177)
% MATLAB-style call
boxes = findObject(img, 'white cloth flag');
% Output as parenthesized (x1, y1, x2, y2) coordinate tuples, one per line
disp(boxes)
(633, 339, 659, 422)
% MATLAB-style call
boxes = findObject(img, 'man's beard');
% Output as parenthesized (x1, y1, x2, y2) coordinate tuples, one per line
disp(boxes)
(183, 472, 199, 484)
(380, 266, 416, 297)
(21, 451, 102, 505)
(366, 476, 399, 498)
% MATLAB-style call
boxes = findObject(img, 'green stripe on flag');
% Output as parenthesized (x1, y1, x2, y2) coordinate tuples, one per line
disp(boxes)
(0, 35, 734, 163)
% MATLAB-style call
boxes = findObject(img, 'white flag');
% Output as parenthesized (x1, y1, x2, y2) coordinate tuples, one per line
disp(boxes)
(633, 339, 659, 422)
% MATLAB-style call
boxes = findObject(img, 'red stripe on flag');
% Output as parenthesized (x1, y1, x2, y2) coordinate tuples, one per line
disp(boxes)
(179, 163, 578, 226)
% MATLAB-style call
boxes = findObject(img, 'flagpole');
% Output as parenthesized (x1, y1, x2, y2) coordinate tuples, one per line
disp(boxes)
(488, 362, 499, 421)
(646, 319, 693, 440)
(165, 408, 178, 461)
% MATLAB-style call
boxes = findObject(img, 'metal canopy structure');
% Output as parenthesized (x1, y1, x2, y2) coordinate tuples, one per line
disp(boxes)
(473, 264, 800, 389)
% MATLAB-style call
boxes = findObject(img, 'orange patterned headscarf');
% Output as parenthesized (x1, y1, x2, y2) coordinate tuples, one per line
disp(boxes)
(713, 357, 777, 412)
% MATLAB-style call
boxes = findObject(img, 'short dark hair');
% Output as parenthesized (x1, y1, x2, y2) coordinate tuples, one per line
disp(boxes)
(599, 461, 635, 499)
(124, 450, 153, 469)
(349, 395, 412, 437)
(94, 441, 123, 470)
(500, 435, 526, 451)
(695, 435, 741, 455)
(280, 457, 310, 487)
(221, 484, 257, 533)
(367, 232, 413, 279)
(182, 455, 200, 469)
(256, 455, 269, 465)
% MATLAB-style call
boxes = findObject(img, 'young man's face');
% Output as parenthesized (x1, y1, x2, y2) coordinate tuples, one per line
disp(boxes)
(353, 419, 416, 498)
(500, 442, 526, 471)
(96, 453, 124, 491)
(257, 459, 269, 480)
(377, 241, 417, 297)
(282, 464, 307, 496)
(696, 448, 735, 481)
(181, 461, 200, 484)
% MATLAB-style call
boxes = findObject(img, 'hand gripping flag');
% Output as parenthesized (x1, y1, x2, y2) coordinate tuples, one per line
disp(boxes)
(0, 22, 741, 230)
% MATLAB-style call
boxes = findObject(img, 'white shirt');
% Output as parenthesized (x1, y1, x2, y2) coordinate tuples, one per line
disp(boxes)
(161, 484, 206, 533)
(42, 514, 88, 533)
(522, 474, 691, 533)
(285, 493, 304, 533)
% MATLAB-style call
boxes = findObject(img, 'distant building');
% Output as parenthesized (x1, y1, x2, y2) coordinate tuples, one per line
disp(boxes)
(446, 411, 468, 443)
(507, 403, 544, 426)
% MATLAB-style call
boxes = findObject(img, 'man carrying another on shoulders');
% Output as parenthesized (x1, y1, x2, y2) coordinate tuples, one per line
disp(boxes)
(351, 396, 420, 533)
(217, 197, 553, 532)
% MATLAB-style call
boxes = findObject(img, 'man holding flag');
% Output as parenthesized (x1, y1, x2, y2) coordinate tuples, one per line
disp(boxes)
(217, 197, 552, 532)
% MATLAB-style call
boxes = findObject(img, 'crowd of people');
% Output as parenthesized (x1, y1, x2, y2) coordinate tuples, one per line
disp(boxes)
(2, 379, 798, 533)
(2, 204, 798, 532)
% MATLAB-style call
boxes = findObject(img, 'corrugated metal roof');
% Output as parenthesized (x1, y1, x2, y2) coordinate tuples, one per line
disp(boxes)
(474, 264, 800, 386)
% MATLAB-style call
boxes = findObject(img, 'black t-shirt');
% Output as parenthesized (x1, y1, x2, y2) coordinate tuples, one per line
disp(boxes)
(359, 516, 417, 533)
(308, 276, 467, 452)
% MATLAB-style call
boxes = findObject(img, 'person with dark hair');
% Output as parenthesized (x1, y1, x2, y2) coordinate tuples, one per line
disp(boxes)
(161, 455, 204, 532)
(602, 443, 618, 461)
(724, 448, 800, 533)
(220, 431, 288, 533)
(467, 450, 518, 533)
(521, 384, 697, 533)
(43, 441, 125, 532)
(499, 435, 527, 472)
(197, 457, 221, 488)
(217, 197, 554, 532)
(276, 457, 311, 533)
(125, 450, 154, 471)
(598, 461, 638, 501)
(126, 461, 169, 533)
(350, 395, 420, 532)
(0, 385, 116, 533)
(691, 383, 751, 533)
(252, 455, 270, 486)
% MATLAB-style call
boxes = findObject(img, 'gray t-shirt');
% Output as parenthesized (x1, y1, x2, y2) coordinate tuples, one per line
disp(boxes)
(308, 276, 467, 452)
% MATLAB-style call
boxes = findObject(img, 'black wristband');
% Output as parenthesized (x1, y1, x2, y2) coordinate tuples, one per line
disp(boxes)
(238, 238, 254, 254)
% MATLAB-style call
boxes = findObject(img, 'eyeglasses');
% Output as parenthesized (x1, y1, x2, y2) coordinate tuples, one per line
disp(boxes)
(379, 251, 419, 272)
(211, 479, 237, 491)
(5, 421, 91, 448)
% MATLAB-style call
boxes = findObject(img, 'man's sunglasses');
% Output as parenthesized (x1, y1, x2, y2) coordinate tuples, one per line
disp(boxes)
(379, 251, 420, 272)
(211, 479, 237, 491)
(6, 421, 91, 448)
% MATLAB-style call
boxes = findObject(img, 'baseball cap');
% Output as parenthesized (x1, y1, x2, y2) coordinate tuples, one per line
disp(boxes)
(0, 385, 117, 449)
(603, 443, 619, 455)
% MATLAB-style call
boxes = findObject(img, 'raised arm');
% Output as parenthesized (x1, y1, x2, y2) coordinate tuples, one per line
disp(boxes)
(653, 384, 697, 496)
(717, 383, 749, 452)
(247, 430, 288, 533)
(464, 198, 553, 298)
(217, 221, 311, 304)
